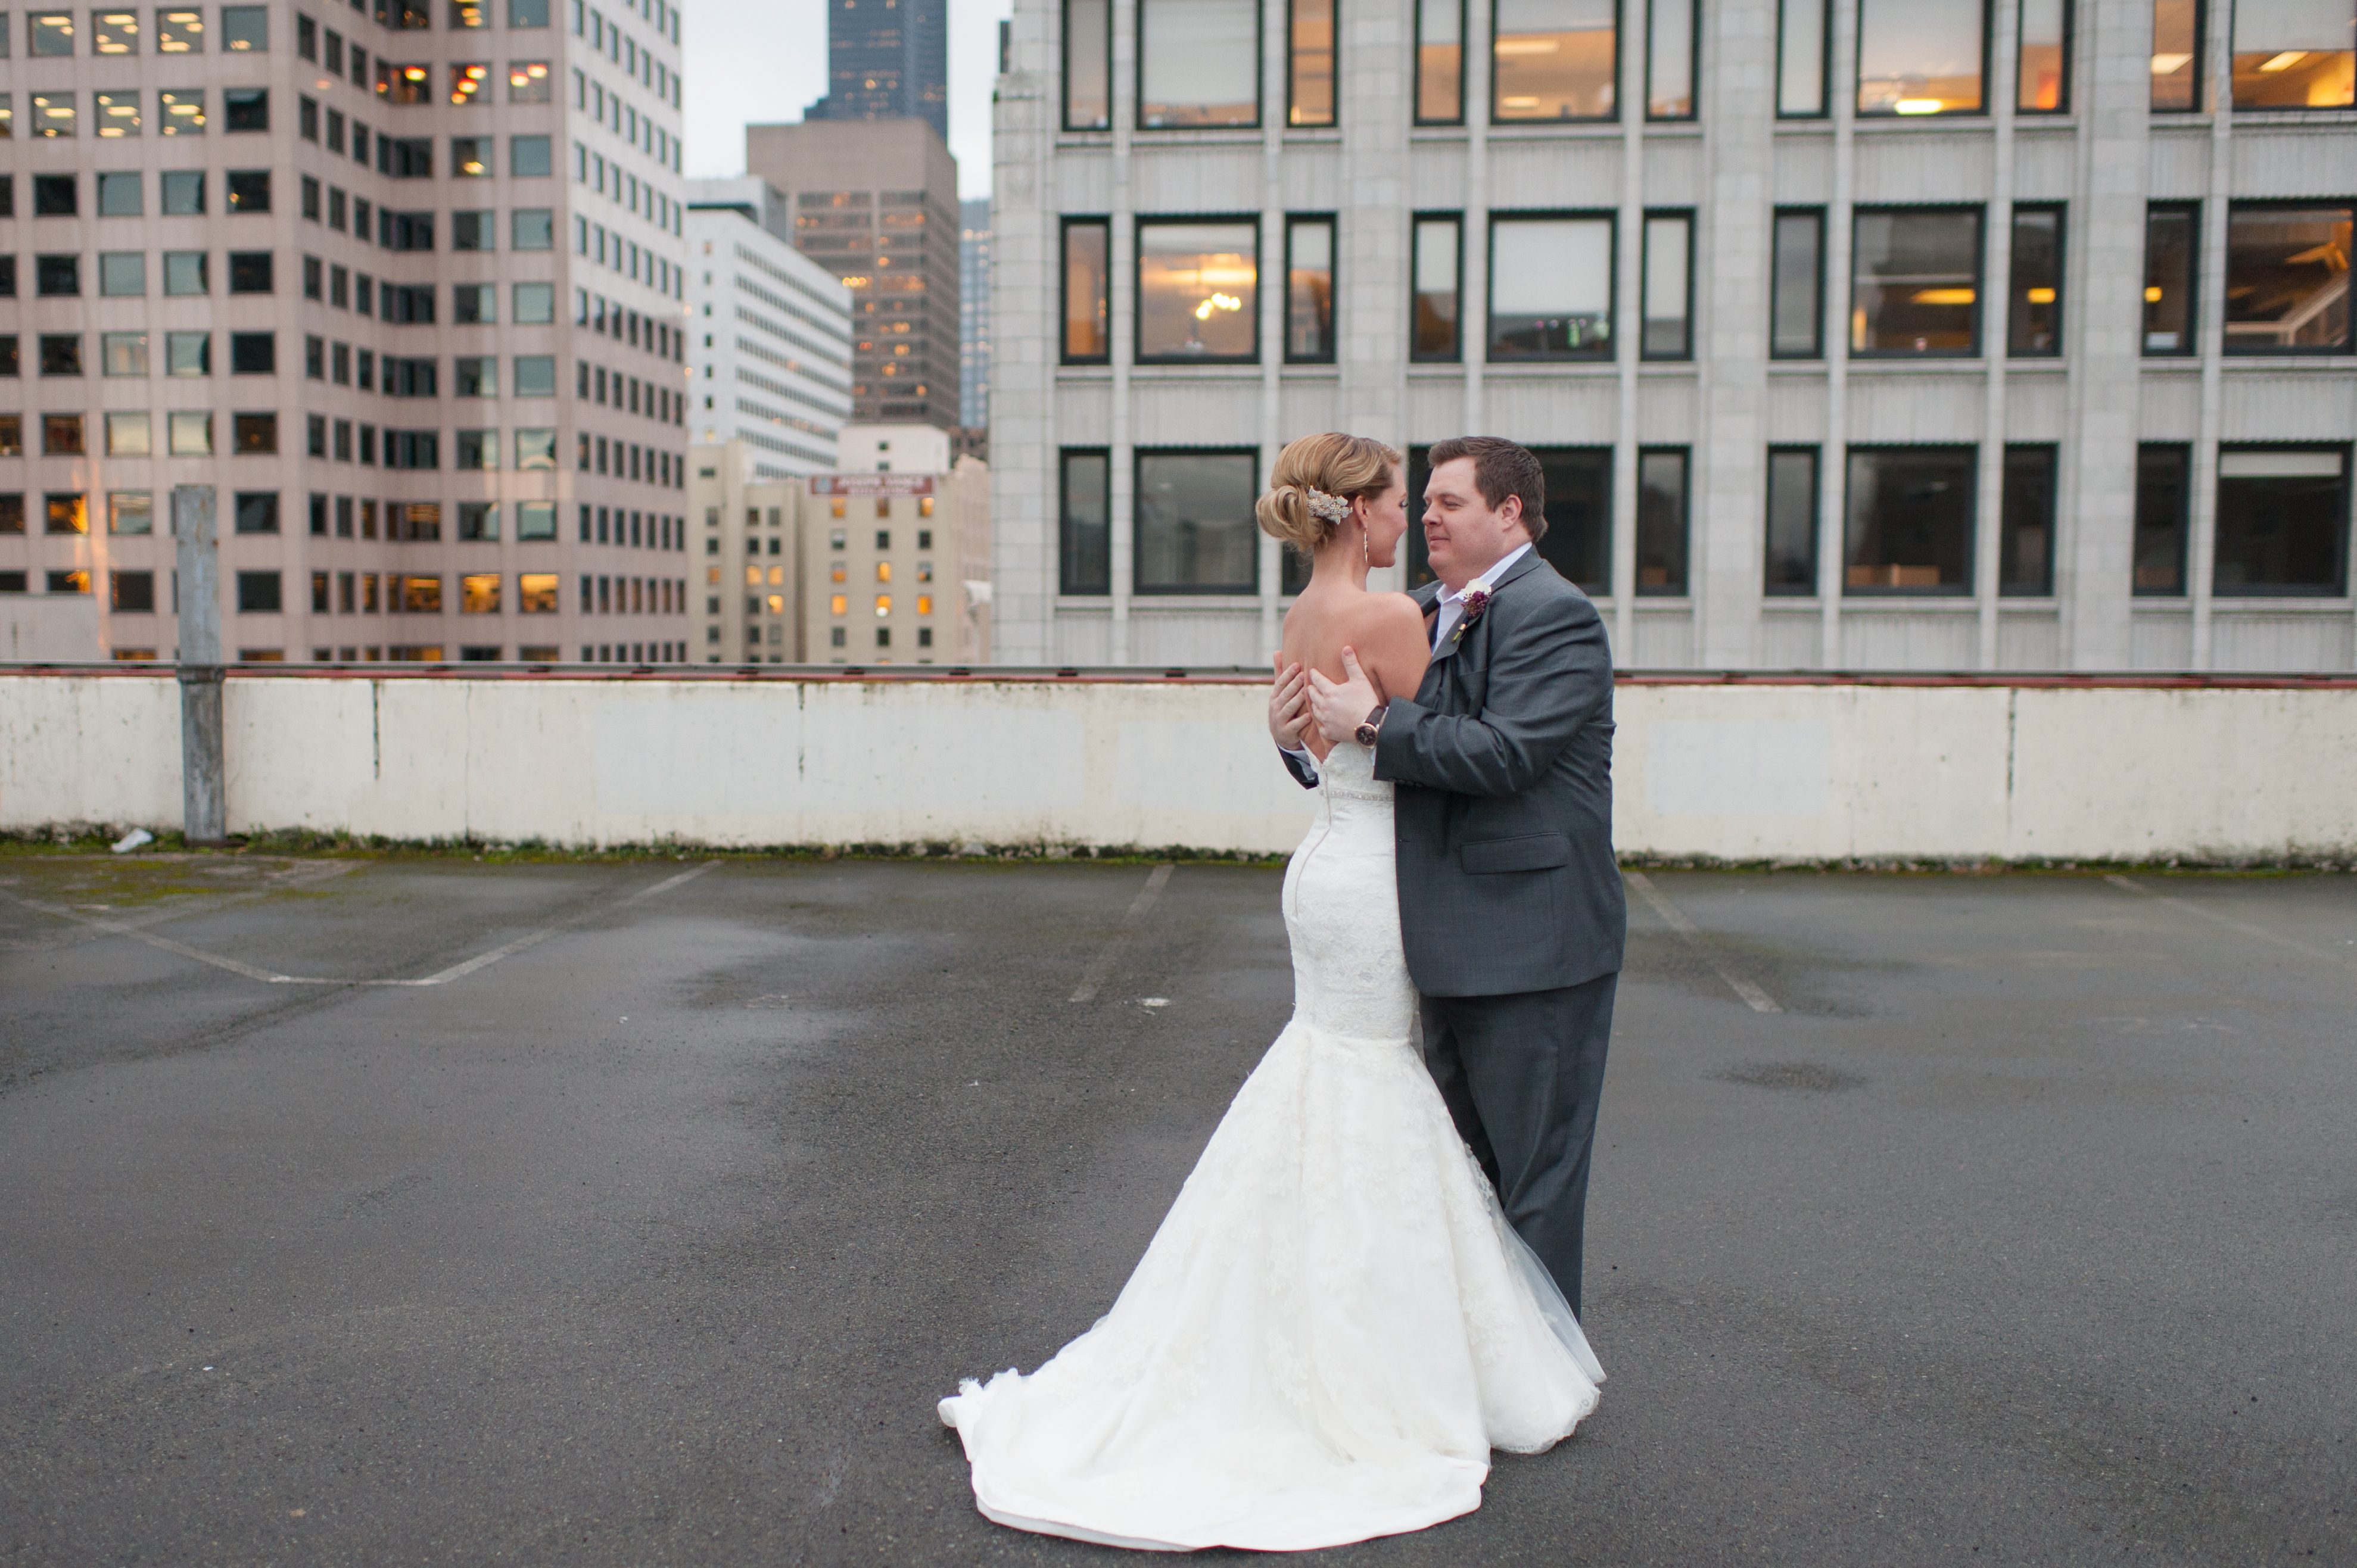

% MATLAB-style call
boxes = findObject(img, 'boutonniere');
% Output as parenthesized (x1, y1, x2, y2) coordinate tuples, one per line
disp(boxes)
(1450, 579, 1496, 644)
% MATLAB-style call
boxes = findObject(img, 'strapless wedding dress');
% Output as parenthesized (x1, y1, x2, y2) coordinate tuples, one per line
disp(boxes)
(939, 743, 1603, 1552)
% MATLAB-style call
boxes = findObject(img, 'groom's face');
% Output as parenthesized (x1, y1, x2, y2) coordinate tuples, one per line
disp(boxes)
(1422, 457, 1530, 589)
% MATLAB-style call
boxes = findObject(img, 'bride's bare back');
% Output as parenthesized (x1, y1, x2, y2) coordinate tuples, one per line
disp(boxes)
(1282, 586, 1429, 762)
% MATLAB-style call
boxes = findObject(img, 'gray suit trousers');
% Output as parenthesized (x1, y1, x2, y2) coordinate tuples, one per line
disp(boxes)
(1419, 972, 1617, 1318)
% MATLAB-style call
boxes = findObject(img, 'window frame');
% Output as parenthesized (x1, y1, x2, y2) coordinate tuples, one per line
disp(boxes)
(1854, 0, 1992, 119)
(1287, 0, 1337, 127)
(1135, 0, 1264, 132)
(1058, 446, 1113, 596)
(1133, 445, 1264, 596)
(1645, 0, 1699, 121)
(2212, 442, 2352, 598)
(1770, 206, 1827, 359)
(2006, 201, 2066, 359)
(1841, 442, 1980, 597)
(1413, 0, 1467, 126)
(1764, 444, 1822, 596)
(1061, 214, 1113, 365)
(1132, 212, 1262, 367)
(1283, 211, 1338, 364)
(1063, 0, 1113, 131)
(2014, 0, 2072, 114)
(1486, 208, 1617, 363)
(2132, 441, 2191, 597)
(1410, 210, 1464, 363)
(2230, 0, 2355, 111)
(2221, 199, 2357, 358)
(1998, 442, 2059, 597)
(1775, 0, 1830, 118)
(2141, 199, 2201, 359)
(1639, 208, 1694, 361)
(1848, 203, 1986, 359)
(2150, 0, 2205, 113)
(1634, 445, 1691, 596)
(1490, 0, 1622, 124)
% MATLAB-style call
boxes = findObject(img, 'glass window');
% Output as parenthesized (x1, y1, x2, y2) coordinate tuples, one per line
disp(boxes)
(513, 354, 556, 395)
(41, 334, 85, 375)
(32, 92, 79, 136)
(2007, 205, 2063, 356)
(2142, 202, 2197, 355)
(1530, 448, 1613, 596)
(1064, 0, 1110, 128)
(166, 330, 208, 375)
(513, 281, 555, 322)
(96, 172, 142, 216)
(453, 282, 493, 322)
(2215, 447, 2350, 596)
(156, 8, 203, 51)
(1493, 0, 1617, 121)
(2224, 204, 2354, 354)
(159, 87, 204, 132)
(1137, 220, 1257, 363)
(1413, 215, 1462, 361)
(517, 507, 557, 544)
(1765, 447, 1820, 594)
(102, 331, 148, 375)
(1290, 0, 1335, 124)
(512, 208, 553, 249)
(1637, 449, 1688, 594)
(233, 492, 279, 534)
(98, 252, 144, 296)
(1416, 0, 1464, 122)
(111, 490, 154, 531)
(452, 135, 490, 175)
(1136, 450, 1258, 593)
(227, 250, 271, 292)
(114, 570, 157, 610)
(511, 134, 552, 176)
(220, 4, 264, 49)
(2017, 0, 2069, 110)
(2233, 0, 2355, 108)
(46, 490, 91, 528)
(2000, 445, 2057, 596)
(1063, 219, 1109, 361)
(1771, 208, 1824, 357)
(1489, 213, 1612, 360)
(1642, 212, 1691, 359)
(163, 250, 206, 293)
(460, 506, 500, 545)
(1844, 446, 1975, 594)
(515, 428, 557, 469)
(32, 10, 75, 52)
(1138, 0, 1258, 129)
(107, 412, 152, 454)
(223, 86, 266, 131)
(2151, 0, 2202, 111)
(167, 410, 210, 454)
(508, 60, 552, 102)
(161, 170, 204, 214)
(45, 417, 88, 456)
(453, 210, 493, 250)
(38, 254, 82, 296)
(236, 571, 282, 612)
(454, 354, 497, 395)
(510, 0, 549, 26)
(1647, 0, 1695, 119)
(97, 91, 143, 135)
(2132, 443, 2189, 595)
(1060, 450, 1110, 594)
(95, 10, 140, 51)
(1856, 0, 1985, 115)
(1286, 216, 1335, 363)
(1851, 207, 1982, 355)
(1778, 0, 1827, 113)
(226, 169, 269, 211)
(34, 174, 77, 216)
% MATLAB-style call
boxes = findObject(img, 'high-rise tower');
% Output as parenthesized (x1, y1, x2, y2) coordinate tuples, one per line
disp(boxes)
(804, 0, 946, 144)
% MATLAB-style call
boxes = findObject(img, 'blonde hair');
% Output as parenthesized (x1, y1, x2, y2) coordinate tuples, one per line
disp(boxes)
(1254, 433, 1403, 554)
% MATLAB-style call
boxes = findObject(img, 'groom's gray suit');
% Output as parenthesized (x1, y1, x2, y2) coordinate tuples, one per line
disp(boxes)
(1282, 548, 1624, 1315)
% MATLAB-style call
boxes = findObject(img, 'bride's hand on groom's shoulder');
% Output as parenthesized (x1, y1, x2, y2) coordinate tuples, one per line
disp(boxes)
(1269, 655, 1312, 750)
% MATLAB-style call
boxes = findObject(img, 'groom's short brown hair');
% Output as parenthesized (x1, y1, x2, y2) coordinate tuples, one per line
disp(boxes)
(1426, 437, 1548, 543)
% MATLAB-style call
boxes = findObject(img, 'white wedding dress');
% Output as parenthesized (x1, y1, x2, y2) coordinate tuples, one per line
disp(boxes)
(939, 743, 1604, 1552)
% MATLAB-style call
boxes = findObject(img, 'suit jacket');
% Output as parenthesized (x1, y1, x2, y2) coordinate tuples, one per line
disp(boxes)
(1284, 550, 1626, 997)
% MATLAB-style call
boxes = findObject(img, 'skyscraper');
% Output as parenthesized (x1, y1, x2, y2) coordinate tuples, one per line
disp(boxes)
(804, 0, 947, 144)
(958, 197, 990, 440)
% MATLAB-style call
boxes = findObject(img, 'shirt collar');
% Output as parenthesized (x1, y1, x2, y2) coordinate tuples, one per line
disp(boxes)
(1439, 541, 1533, 605)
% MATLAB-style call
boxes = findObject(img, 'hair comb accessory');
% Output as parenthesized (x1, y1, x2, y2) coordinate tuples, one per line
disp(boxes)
(1304, 488, 1352, 524)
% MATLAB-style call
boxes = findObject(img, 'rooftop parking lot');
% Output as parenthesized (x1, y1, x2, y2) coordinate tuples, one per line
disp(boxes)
(2, 853, 2351, 1566)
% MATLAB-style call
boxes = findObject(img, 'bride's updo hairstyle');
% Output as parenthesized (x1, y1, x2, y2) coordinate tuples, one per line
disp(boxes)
(1254, 433, 1403, 555)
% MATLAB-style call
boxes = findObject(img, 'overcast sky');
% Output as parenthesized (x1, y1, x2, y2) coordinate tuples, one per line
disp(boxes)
(682, 0, 1012, 201)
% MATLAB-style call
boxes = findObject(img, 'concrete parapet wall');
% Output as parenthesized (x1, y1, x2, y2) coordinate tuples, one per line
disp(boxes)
(4, 670, 2355, 862)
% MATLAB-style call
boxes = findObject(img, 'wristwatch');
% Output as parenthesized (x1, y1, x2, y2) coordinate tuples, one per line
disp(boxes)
(1353, 702, 1390, 748)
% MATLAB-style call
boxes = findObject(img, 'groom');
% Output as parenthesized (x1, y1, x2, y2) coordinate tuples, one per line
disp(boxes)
(1270, 436, 1625, 1318)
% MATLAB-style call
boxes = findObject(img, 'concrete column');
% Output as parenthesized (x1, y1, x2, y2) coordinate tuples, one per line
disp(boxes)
(1107, 0, 1135, 665)
(1259, 4, 1287, 656)
(1609, 10, 1643, 662)
(2188, 17, 2235, 669)
(986, 0, 1055, 663)
(1461, 0, 1492, 439)
(1816, 0, 1857, 667)
(173, 485, 225, 845)
(1976, 0, 2022, 669)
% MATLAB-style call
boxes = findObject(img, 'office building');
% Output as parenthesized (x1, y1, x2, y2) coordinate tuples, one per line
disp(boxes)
(0, 0, 692, 665)
(692, 436, 809, 661)
(810, 422, 991, 663)
(989, 0, 2357, 673)
(743, 117, 963, 431)
(959, 195, 991, 444)
(687, 177, 855, 477)
(802, 0, 948, 144)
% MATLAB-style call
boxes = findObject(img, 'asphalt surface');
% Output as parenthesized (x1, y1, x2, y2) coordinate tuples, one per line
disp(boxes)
(1, 853, 2351, 1567)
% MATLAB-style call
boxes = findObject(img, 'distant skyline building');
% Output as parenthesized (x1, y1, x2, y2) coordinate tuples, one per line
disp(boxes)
(686, 177, 854, 478)
(804, 0, 948, 144)
(958, 198, 992, 438)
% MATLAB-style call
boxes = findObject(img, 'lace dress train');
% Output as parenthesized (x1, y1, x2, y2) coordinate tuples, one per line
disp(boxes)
(938, 744, 1603, 1552)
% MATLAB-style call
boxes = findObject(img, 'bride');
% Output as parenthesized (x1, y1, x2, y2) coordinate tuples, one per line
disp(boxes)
(938, 433, 1604, 1552)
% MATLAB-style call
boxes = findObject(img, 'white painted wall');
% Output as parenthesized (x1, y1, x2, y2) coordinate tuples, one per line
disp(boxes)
(4, 672, 2354, 863)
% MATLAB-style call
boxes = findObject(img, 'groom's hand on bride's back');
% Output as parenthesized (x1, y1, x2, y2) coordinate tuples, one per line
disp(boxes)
(1269, 655, 1313, 750)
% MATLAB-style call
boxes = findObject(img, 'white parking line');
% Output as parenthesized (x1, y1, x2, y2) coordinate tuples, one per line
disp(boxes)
(2104, 874, 2351, 968)
(1623, 870, 1783, 1014)
(2, 860, 722, 988)
(1070, 863, 1175, 1003)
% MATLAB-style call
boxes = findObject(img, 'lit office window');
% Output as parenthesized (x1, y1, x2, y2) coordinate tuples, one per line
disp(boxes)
(1764, 447, 1820, 594)
(1136, 451, 1259, 594)
(1138, 0, 1259, 128)
(1061, 450, 1111, 594)
(1771, 209, 1824, 358)
(1851, 208, 1982, 356)
(1063, 219, 1110, 363)
(94, 10, 139, 51)
(1647, 0, 1695, 119)
(1855, 0, 1985, 116)
(2000, 446, 2057, 596)
(1137, 221, 1257, 362)
(2214, 447, 2350, 596)
(1415, 0, 1464, 123)
(2007, 206, 2064, 357)
(2017, 0, 2069, 111)
(1642, 213, 1692, 359)
(1530, 449, 1613, 596)
(2232, 0, 2355, 109)
(1494, 0, 1617, 121)
(1777, 0, 1827, 114)
(1065, 0, 1111, 129)
(1844, 447, 1976, 594)
(32, 11, 76, 53)
(2150, 0, 2201, 111)
(2224, 204, 2355, 353)
(1490, 214, 1613, 360)
(2141, 203, 2198, 355)
(1286, 216, 1335, 363)
(1636, 450, 1689, 594)
(1412, 216, 1462, 361)
(2132, 445, 2190, 595)
(1290, 0, 1335, 126)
